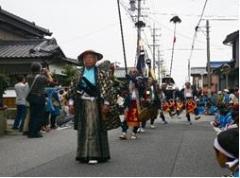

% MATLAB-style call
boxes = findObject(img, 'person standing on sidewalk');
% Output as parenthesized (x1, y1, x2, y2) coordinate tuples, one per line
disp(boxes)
(26, 62, 53, 138)
(12, 75, 29, 131)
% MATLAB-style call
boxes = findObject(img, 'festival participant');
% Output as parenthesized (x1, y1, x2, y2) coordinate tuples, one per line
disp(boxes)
(223, 89, 230, 105)
(158, 86, 168, 124)
(183, 82, 200, 120)
(168, 99, 176, 118)
(175, 98, 184, 119)
(213, 128, 239, 177)
(183, 82, 193, 99)
(162, 99, 175, 119)
(123, 69, 141, 139)
(140, 77, 159, 131)
(72, 50, 112, 164)
(185, 97, 197, 125)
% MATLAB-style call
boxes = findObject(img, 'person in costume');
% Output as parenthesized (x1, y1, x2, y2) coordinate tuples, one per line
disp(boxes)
(139, 77, 159, 131)
(155, 86, 168, 124)
(213, 128, 239, 177)
(185, 97, 197, 125)
(175, 98, 184, 119)
(121, 69, 141, 140)
(72, 50, 111, 164)
(183, 82, 200, 121)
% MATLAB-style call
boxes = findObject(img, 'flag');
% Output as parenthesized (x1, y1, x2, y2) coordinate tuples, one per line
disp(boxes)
(136, 50, 145, 75)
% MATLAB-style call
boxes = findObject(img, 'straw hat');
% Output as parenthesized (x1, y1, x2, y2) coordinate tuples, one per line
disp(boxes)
(77, 50, 103, 62)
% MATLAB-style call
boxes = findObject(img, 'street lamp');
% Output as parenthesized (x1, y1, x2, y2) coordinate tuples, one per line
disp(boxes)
(169, 16, 181, 77)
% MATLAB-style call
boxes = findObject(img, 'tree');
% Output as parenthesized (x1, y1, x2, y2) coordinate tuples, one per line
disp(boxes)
(0, 73, 9, 109)
(61, 65, 78, 86)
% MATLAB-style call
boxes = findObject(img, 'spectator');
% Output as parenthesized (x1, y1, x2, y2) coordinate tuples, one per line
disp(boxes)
(12, 75, 29, 131)
(26, 62, 53, 138)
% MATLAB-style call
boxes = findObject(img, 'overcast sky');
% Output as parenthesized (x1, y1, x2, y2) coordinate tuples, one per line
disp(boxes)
(0, 0, 238, 87)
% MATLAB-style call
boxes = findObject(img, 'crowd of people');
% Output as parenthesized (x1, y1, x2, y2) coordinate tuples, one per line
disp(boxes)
(10, 49, 238, 176)
(12, 63, 74, 138)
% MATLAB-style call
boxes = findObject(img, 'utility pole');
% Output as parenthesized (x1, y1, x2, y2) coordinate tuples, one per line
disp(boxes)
(134, 0, 146, 65)
(152, 23, 156, 72)
(157, 47, 160, 83)
(117, 0, 128, 75)
(206, 20, 211, 89)
(150, 24, 160, 73)
(136, 0, 141, 59)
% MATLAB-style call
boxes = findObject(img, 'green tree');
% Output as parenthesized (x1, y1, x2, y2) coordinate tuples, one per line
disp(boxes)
(61, 65, 78, 86)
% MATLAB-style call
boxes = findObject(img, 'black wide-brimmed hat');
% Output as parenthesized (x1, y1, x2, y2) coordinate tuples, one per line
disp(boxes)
(77, 50, 103, 62)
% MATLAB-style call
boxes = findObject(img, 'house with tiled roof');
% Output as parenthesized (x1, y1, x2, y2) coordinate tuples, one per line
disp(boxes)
(0, 7, 79, 86)
(191, 30, 239, 91)
(191, 61, 228, 91)
(220, 30, 239, 90)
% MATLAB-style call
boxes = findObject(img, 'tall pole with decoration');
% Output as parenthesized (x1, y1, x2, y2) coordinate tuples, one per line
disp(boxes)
(169, 16, 181, 77)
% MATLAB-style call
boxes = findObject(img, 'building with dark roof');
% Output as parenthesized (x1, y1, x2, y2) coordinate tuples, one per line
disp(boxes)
(221, 30, 239, 89)
(212, 30, 239, 90)
(0, 7, 79, 86)
(0, 6, 52, 39)
(191, 30, 239, 91)
(191, 62, 226, 91)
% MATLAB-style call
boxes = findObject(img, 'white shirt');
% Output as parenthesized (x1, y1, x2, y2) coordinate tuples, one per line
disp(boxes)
(15, 82, 29, 105)
(184, 88, 193, 98)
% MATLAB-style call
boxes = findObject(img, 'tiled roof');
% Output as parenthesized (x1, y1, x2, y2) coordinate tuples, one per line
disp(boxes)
(63, 58, 80, 65)
(223, 30, 239, 44)
(0, 7, 52, 37)
(0, 38, 65, 59)
(209, 61, 230, 69)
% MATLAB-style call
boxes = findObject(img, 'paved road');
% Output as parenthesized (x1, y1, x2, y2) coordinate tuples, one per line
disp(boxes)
(0, 114, 229, 177)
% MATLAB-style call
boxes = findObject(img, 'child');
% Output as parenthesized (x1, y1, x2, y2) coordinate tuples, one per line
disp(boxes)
(211, 104, 234, 133)
(213, 128, 239, 177)
(185, 97, 197, 125)
(175, 98, 184, 119)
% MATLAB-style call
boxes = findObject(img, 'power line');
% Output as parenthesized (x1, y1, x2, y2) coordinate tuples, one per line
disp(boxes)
(120, 0, 221, 50)
(146, 15, 207, 45)
(149, 12, 238, 19)
(201, 18, 238, 21)
(187, 0, 209, 81)
(61, 23, 118, 44)
(162, 48, 226, 51)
